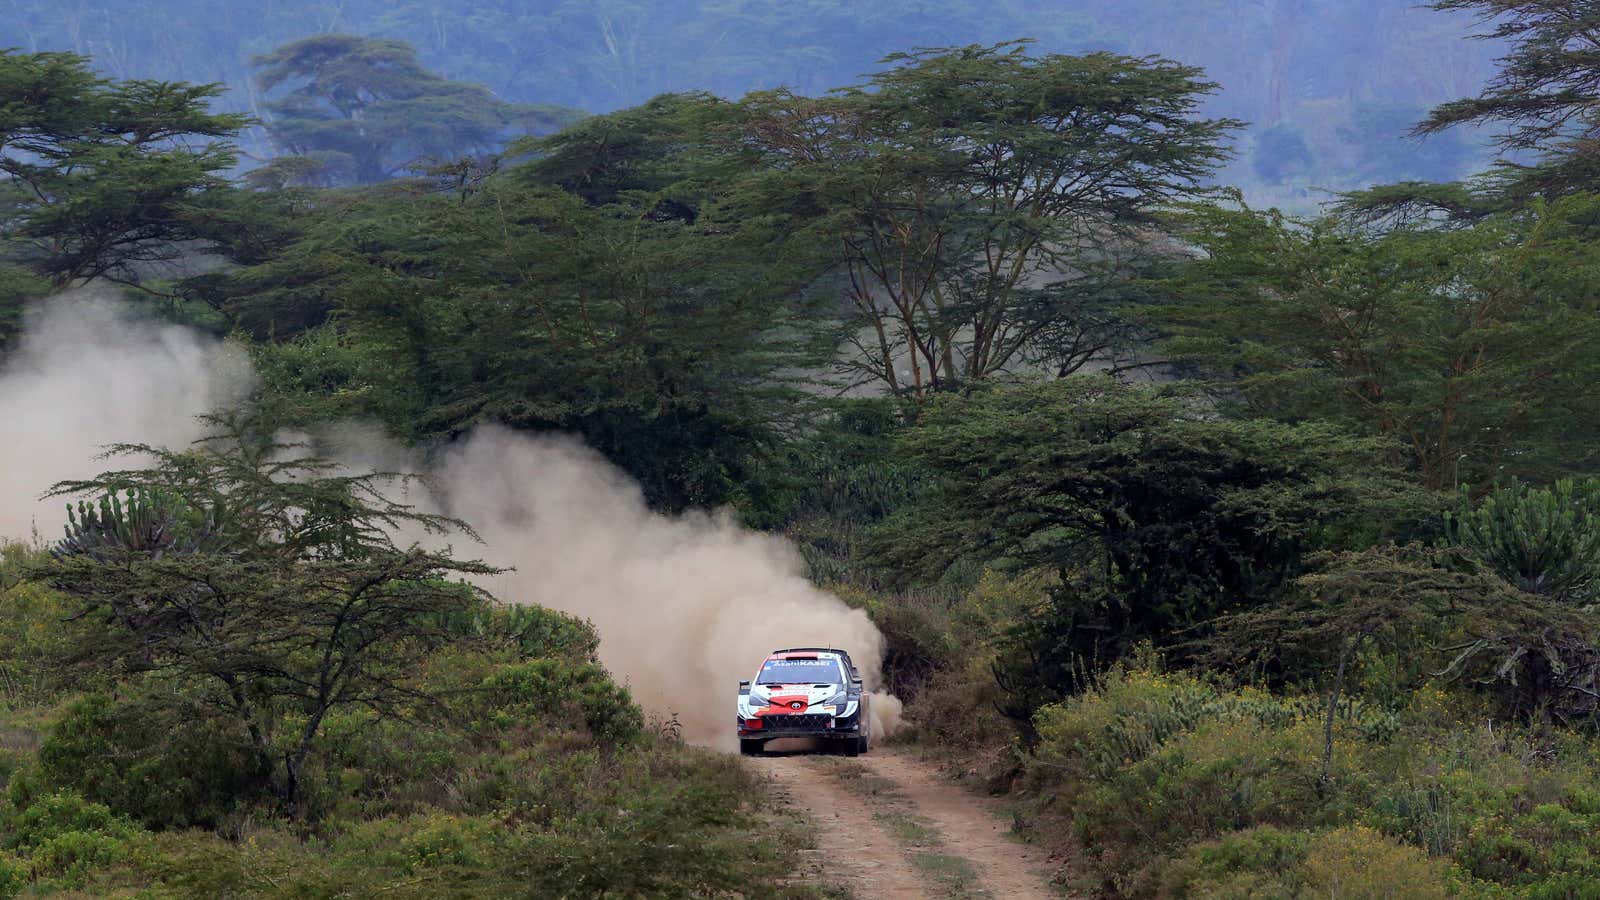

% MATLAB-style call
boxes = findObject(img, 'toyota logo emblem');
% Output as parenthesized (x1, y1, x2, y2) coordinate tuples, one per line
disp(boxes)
(789, 701, 805, 710)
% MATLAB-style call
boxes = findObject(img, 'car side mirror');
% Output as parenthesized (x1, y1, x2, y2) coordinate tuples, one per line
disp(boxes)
(739, 680, 751, 694)
(851, 678, 863, 689)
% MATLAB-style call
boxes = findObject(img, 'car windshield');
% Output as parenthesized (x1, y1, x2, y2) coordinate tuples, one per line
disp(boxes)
(757, 658, 843, 685)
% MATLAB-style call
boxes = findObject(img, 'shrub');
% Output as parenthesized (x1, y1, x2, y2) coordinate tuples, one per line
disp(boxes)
(1452, 802, 1600, 889)
(305, 709, 465, 820)
(37, 692, 266, 829)
(1022, 665, 1448, 892)
(502, 749, 781, 898)
(0, 547, 78, 706)
(398, 813, 502, 873)
(1029, 667, 1219, 790)
(1300, 826, 1459, 898)
(28, 828, 130, 886)
(484, 659, 644, 744)
(1157, 826, 1460, 899)
(0, 790, 141, 891)
(1075, 716, 1334, 856)
(2, 790, 137, 851)
(0, 855, 20, 899)
(434, 602, 601, 662)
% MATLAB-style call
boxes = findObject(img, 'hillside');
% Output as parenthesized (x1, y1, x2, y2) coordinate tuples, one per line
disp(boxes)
(1, 0, 1503, 205)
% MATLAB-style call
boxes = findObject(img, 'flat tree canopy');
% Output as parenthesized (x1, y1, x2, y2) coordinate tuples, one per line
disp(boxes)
(0, 49, 245, 289)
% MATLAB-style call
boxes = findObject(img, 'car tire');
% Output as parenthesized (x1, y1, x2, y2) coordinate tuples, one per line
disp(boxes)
(843, 738, 860, 757)
(856, 734, 870, 756)
(740, 739, 764, 756)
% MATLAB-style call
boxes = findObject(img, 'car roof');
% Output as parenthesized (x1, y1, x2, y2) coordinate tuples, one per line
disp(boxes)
(761, 650, 859, 677)
(768, 651, 842, 661)
(770, 646, 854, 660)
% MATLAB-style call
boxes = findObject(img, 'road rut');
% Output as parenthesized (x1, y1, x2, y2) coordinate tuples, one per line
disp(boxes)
(746, 743, 1057, 898)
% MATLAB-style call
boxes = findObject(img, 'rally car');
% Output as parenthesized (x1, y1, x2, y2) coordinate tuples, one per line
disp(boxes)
(736, 648, 871, 756)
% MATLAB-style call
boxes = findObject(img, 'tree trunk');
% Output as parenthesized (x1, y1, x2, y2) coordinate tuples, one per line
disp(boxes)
(1320, 635, 1354, 791)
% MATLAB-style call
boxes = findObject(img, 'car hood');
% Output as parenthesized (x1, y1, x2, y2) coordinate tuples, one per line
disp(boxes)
(749, 683, 844, 706)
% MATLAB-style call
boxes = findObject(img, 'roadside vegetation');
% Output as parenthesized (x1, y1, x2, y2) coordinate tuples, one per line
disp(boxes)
(4, 1, 1600, 897)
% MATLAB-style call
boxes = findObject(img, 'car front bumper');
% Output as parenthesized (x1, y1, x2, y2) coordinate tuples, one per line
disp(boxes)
(738, 711, 863, 739)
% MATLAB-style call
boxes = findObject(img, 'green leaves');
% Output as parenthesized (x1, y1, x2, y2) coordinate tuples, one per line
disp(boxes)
(1445, 479, 1600, 603)
(1405, 2, 1600, 201)
(0, 49, 245, 290)
(871, 378, 1426, 720)
(30, 414, 502, 817)
(1150, 197, 1600, 487)
(738, 43, 1237, 397)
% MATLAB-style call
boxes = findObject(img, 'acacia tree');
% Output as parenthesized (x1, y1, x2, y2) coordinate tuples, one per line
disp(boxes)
(1153, 197, 1600, 488)
(871, 378, 1424, 733)
(33, 417, 498, 818)
(1343, 0, 1600, 221)
(735, 42, 1237, 398)
(0, 49, 245, 290)
(1417, 0, 1600, 198)
(254, 35, 581, 185)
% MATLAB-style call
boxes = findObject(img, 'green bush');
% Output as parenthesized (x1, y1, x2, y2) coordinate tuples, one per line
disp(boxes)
(1159, 826, 1462, 898)
(37, 692, 267, 829)
(1074, 716, 1334, 862)
(96, 737, 821, 899)
(306, 709, 465, 820)
(1452, 802, 1600, 889)
(1030, 667, 1220, 790)
(398, 813, 502, 873)
(1016, 665, 1600, 896)
(2, 790, 137, 851)
(28, 828, 130, 886)
(434, 602, 601, 662)
(0, 547, 78, 706)
(499, 748, 785, 898)
(484, 658, 644, 744)
(0, 854, 20, 899)
(0, 789, 142, 891)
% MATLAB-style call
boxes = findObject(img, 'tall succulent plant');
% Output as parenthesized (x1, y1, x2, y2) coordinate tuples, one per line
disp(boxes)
(1444, 479, 1600, 604)
(56, 489, 217, 560)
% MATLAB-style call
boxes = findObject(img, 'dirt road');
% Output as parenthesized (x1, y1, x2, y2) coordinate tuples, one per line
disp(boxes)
(746, 742, 1058, 899)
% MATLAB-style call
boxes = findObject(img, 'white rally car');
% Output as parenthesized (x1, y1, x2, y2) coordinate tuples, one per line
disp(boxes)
(736, 648, 870, 756)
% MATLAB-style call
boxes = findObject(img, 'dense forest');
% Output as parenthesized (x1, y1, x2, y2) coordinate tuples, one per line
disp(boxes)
(5, 0, 1600, 896)
(0, 0, 1505, 205)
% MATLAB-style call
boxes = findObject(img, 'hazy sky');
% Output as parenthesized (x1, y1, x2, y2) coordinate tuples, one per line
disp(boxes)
(3, 1, 1505, 204)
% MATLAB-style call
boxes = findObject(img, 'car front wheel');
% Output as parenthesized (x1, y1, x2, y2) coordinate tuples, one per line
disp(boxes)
(740, 739, 764, 756)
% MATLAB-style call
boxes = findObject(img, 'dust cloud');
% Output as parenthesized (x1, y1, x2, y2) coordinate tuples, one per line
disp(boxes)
(429, 427, 906, 749)
(0, 294, 253, 542)
(0, 299, 904, 750)
(316, 423, 905, 750)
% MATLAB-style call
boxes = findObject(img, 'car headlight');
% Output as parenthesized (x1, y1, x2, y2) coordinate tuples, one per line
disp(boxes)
(743, 690, 767, 711)
(818, 690, 847, 709)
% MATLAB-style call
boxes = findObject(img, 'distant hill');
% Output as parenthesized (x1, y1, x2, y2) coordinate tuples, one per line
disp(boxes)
(2, 0, 1503, 207)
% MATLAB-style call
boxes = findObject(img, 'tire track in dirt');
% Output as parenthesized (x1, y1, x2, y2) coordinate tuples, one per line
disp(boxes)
(746, 741, 1057, 899)
(746, 745, 929, 898)
(854, 749, 1055, 899)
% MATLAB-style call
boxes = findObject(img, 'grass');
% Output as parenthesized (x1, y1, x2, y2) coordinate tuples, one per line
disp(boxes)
(874, 809, 940, 845)
(912, 851, 990, 900)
